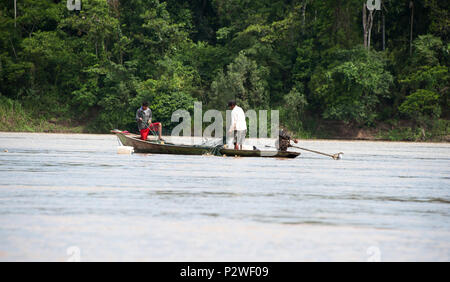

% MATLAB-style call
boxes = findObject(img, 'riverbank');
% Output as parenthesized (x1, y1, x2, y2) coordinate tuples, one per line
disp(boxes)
(2, 123, 448, 143)
(296, 120, 450, 142)
(1, 97, 448, 142)
(0, 97, 85, 134)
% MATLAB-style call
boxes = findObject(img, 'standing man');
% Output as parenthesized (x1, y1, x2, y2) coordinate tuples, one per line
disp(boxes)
(136, 102, 163, 141)
(228, 100, 247, 150)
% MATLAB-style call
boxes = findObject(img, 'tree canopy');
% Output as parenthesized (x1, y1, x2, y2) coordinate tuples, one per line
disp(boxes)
(0, 0, 448, 137)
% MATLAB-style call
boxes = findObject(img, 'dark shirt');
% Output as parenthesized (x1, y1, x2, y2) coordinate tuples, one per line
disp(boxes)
(278, 129, 291, 151)
(136, 107, 152, 131)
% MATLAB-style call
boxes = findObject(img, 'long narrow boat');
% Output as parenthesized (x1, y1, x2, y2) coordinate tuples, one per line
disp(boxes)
(220, 148, 300, 158)
(112, 131, 300, 159)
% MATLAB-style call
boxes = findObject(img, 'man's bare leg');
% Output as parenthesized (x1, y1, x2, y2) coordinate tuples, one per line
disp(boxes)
(158, 123, 163, 140)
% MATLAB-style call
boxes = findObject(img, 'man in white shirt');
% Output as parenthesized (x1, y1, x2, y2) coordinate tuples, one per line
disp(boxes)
(228, 100, 247, 150)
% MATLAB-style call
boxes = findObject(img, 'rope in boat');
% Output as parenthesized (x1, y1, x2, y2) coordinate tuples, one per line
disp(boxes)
(193, 137, 224, 156)
(118, 122, 223, 155)
(143, 123, 159, 139)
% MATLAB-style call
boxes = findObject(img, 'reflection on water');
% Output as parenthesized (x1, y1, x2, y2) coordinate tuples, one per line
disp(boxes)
(0, 132, 449, 261)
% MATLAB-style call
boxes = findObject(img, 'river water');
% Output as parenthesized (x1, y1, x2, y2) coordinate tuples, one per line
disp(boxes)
(0, 132, 449, 261)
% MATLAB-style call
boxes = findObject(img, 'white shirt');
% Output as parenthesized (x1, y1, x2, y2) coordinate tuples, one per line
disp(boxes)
(230, 106, 247, 131)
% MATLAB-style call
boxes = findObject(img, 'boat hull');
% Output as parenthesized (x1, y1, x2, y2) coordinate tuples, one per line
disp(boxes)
(220, 148, 300, 159)
(116, 132, 212, 155)
(113, 132, 300, 158)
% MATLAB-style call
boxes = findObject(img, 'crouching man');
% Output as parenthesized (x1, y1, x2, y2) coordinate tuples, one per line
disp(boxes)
(278, 129, 298, 151)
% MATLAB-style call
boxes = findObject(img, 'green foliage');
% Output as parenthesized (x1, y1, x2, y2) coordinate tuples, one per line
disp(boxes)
(0, 95, 84, 132)
(0, 0, 448, 140)
(400, 65, 448, 91)
(423, 0, 450, 40)
(399, 89, 441, 120)
(90, 61, 139, 132)
(211, 52, 269, 109)
(411, 35, 445, 67)
(133, 75, 195, 129)
(379, 119, 449, 142)
(281, 84, 308, 132)
(0, 95, 33, 131)
(381, 127, 425, 142)
(398, 35, 449, 125)
(310, 47, 393, 124)
(59, 0, 120, 58)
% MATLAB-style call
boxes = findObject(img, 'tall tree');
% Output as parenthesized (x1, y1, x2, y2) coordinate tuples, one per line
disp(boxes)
(363, 2, 376, 51)
(409, 1, 414, 55)
(14, 0, 16, 28)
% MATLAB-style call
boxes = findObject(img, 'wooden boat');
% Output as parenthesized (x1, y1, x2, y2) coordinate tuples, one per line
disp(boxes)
(220, 148, 300, 158)
(112, 131, 300, 159)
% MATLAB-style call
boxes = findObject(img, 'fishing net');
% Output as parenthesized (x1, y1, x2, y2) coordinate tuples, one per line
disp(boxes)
(193, 138, 224, 156)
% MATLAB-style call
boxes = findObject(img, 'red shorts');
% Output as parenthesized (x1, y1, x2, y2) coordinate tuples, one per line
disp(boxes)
(140, 122, 161, 140)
